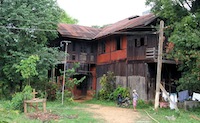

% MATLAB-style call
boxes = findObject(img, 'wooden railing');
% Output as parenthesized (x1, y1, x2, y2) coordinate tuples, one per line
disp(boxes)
(57, 52, 96, 63)
(146, 47, 158, 59)
(146, 47, 169, 60)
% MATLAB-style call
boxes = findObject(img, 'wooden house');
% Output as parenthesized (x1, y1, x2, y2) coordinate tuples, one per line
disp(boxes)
(50, 14, 181, 100)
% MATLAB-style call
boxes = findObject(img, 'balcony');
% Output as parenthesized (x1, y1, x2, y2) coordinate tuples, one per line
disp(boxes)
(146, 47, 176, 64)
(57, 52, 96, 64)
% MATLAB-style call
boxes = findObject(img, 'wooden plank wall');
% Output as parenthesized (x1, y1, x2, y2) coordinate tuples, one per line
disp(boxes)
(127, 34, 159, 60)
(96, 61, 127, 78)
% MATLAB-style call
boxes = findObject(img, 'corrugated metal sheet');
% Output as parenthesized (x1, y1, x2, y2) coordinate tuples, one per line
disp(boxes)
(58, 14, 157, 40)
(95, 14, 156, 39)
(58, 24, 102, 40)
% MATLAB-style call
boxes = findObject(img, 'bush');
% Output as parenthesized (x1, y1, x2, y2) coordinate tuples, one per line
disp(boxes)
(46, 82, 58, 101)
(98, 72, 116, 101)
(9, 85, 33, 111)
(56, 90, 74, 103)
(112, 86, 130, 101)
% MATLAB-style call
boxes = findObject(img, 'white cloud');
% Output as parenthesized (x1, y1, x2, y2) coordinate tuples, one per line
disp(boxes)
(57, 0, 151, 26)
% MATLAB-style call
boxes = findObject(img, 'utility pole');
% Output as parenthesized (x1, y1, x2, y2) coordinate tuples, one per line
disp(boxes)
(154, 20, 164, 110)
(60, 41, 71, 105)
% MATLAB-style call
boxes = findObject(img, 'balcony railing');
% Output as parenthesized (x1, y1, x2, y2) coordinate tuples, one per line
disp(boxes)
(146, 47, 158, 59)
(146, 47, 170, 60)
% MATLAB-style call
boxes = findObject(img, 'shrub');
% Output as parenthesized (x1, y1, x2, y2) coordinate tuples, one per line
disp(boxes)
(9, 85, 33, 111)
(112, 86, 130, 101)
(46, 82, 58, 101)
(56, 90, 74, 103)
(98, 72, 116, 101)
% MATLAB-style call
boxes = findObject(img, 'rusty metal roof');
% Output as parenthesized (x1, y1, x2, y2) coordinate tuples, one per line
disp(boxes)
(94, 13, 157, 39)
(58, 24, 102, 40)
(58, 14, 157, 40)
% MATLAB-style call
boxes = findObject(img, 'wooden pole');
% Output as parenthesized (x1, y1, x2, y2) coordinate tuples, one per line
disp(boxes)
(154, 20, 164, 110)
(61, 41, 71, 105)
(159, 83, 179, 111)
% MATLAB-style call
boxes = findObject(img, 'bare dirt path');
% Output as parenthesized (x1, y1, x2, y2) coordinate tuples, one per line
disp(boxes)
(83, 104, 151, 123)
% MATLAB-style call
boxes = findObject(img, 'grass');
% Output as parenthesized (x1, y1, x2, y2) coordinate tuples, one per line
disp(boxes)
(1, 99, 200, 123)
(139, 106, 200, 123)
(0, 100, 103, 123)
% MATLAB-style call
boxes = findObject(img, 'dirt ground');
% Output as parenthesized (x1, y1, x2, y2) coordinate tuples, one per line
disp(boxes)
(26, 96, 151, 123)
(84, 104, 141, 123)
(76, 97, 151, 123)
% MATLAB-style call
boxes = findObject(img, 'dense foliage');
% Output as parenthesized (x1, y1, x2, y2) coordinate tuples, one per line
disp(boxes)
(0, 0, 77, 98)
(7, 85, 33, 112)
(98, 72, 130, 101)
(146, 0, 200, 92)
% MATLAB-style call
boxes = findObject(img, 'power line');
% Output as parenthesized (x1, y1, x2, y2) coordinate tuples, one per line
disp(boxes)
(0, 16, 59, 24)
(0, 25, 57, 32)
(0, 25, 98, 33)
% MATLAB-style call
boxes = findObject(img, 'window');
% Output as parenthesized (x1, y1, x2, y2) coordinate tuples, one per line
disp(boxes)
(72, 55, 76, 60)
(140, 37, 145, 46)
(135, 36, 147, 47)
(116, 36, 121, 50)
(72, 42, 76, 51)
(101, 41, 106, 54)
(90, 45, 94, 53)
(80, 43, 86, 53)
(98, 41, 106, 54)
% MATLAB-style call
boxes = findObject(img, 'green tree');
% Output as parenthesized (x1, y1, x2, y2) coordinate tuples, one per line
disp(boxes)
(146, 0, 200, 92)
(0, 0, 78, 97)
(60, 9, 78, 24)
(15, 55, 39, 84)
(64, 63, 85, 96)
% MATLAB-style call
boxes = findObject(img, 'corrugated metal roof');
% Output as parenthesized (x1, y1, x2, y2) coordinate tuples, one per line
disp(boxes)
(94, 13, 156, 39)
(58, 24, 102, 40)
(58, 14, 157, 40)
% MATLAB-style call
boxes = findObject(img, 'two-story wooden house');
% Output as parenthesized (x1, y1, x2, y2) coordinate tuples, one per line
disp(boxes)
(51, 13, 180, 100)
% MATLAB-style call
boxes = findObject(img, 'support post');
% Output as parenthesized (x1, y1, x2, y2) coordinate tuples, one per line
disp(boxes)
(154, 20, 164, 110)
(60, 41, 71, 105)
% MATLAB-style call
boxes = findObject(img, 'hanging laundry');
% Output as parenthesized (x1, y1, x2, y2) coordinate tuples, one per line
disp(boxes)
(162, 91, 169, 101)
(169, 93, 177, 109)
(178, 90, 189, 102)
(192, 92, 200, 101)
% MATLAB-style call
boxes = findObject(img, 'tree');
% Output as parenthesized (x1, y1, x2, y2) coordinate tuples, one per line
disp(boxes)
(59, 9, 78, 24)
(146, 0, 200, 92)
(0, 0, 78, 97)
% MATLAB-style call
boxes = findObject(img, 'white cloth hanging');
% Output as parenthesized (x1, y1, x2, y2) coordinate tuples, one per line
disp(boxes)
(192, 92, 200, 101)
(169, 93, 177, 109)
(162, 91, 169, 101)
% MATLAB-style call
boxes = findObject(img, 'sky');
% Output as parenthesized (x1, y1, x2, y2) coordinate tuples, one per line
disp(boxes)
(57, 0, 151, 27)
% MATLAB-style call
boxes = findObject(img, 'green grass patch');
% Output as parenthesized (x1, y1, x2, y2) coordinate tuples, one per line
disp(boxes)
(0, 100, 103, 123)
(139, 106, 200, 123)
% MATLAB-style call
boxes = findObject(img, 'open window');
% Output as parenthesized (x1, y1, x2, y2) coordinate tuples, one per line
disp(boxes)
(80, 43, 86, 53)
(72, 42, 76, 51)
(115, 36, 122, 50)
(98, 41, 106, 54)
(135, 36, 147, 47)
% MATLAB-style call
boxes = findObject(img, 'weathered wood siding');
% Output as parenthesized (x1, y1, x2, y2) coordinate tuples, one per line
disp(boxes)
(96, 61, 127, 78)
(67, 40, 97, 63)
(127, 34, 158, 60)
(97, 36, 127, 64)
(127, 63, 146, 77)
